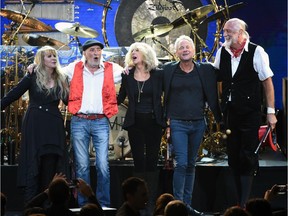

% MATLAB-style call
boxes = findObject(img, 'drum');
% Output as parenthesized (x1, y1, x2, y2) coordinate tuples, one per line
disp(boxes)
(89, 104, 131, 160)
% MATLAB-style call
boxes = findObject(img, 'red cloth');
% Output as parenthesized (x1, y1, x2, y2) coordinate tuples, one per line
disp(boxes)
(230, 39, 247, 58)
(258, 125, 278, 151)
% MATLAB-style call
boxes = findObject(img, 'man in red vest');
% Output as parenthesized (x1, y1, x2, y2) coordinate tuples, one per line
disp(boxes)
(63, 39, 123, 208)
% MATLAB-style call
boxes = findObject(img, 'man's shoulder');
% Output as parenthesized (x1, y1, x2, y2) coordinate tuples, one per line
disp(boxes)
(116, 202, 139, 216)
(196, 61, 215, 70)
(162, 61, 178, 70)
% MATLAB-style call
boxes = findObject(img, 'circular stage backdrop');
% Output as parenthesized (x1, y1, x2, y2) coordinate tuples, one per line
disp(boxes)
(115, 0, 209, 58)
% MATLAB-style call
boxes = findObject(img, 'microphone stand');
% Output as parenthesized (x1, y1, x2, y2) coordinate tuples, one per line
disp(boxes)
(118, 136, 126, 161)
(223, 0, 230, 19)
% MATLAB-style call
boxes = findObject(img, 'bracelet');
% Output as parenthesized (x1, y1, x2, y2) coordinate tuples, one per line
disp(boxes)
(267, 107, 275, 114)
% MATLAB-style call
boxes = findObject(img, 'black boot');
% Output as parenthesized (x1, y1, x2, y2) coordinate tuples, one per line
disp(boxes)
(145, 171, 160, 216)
(233, 173, 242, 205)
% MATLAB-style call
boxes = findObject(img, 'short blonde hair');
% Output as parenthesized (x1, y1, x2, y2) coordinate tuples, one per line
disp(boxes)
(125, 42, 159, 71)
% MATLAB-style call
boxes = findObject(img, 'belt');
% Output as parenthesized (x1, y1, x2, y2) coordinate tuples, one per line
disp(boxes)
(74, 113, 106, 120)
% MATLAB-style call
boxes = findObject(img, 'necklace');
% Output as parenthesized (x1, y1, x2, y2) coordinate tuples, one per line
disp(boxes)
(137, 80, 145, 103)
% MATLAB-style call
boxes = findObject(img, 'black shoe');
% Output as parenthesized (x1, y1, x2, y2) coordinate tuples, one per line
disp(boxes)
(186, 205, 204, 216)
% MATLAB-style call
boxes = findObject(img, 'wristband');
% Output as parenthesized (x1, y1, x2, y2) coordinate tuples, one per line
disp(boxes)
(267, 107, 275, 114)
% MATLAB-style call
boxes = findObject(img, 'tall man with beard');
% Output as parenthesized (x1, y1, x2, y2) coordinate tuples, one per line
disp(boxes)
(63, 39, 123, 207)
(213, 18, 277, 207)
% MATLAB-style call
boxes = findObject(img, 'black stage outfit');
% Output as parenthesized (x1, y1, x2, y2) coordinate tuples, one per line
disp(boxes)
(217, 42, 262, 207)
(117, 68, 165, 172)
(1, 73, 68, 202)
(117, 68, 166, 214)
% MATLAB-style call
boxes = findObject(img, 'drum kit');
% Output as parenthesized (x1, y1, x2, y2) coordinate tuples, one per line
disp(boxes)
(1, 0, 245, 164)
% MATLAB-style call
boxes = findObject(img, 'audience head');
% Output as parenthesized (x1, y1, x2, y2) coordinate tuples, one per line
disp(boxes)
(164, 200, 188, 216)
(245, 198, 273, 216)
(1, 192, 7, 216)
(153, 193, 175, 216)
(48, 178, 70, 205)
(24, 207, 46, 216)
(79, 203, 103, 216)
(121, 176, 149, 210)
(223, 206, 251, 216)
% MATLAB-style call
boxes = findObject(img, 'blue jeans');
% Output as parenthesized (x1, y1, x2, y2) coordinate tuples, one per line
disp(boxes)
(71, 116, 110, 207)
(170, 119, 206, 206)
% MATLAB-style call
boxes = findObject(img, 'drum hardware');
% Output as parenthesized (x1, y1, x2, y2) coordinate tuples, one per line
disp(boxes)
(1, 46, 32, 164)
(200, 2, 245, 25)
(85, 0, 113, 10)
(171, 4, 215, 29)
(133, 23, 174, 42)
(200, 108, 227, 158)
(160, 130, 174, 170)
(118, 136, 126, 161)
(101, 0, 112, 47)
(0, 9, 52, 31)
(55, 22, 99, 38)
(194, 51, 211, 62)
(151, 37, 177, 61)
(132, 24, 175, 60)
(88, 104, 131, 160)
(0, 8, 52, 45)
(171, 3, 212, 59)
(22, 34, 70, 50)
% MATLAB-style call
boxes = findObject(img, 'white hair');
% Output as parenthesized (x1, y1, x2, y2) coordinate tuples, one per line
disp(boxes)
(174, 35, 195, 52)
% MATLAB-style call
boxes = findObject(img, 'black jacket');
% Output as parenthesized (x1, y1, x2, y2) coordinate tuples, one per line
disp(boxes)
(117, 68, 166, 129)
(162, 61, 222, 122)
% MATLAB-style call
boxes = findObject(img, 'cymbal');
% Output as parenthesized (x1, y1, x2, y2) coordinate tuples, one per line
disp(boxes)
(22, 34, 70, 50)
(200, 2, 245, 25)
(172, 4, 215, 28)
(133, 23, 173, 41)
(55, 22, 98, 38)
(0, 8, 52, 31)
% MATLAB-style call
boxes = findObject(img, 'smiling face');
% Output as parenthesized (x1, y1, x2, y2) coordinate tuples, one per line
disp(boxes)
(176, 39, 195, 62)
(84, 45, 102, 68)
(223, 19, 246, 49)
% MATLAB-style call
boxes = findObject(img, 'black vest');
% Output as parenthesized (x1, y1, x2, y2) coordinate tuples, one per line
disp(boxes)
(219, 43, 261, 115)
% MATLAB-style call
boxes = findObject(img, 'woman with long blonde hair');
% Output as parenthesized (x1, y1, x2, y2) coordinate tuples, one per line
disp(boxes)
(1, 46, 69, 202)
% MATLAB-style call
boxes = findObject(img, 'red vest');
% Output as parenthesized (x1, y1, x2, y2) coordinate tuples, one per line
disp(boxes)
(68, 61, 118, 118)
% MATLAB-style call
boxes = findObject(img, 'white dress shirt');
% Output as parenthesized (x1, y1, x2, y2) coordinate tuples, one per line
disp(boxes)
(213, 38, 274, 81)
(63, 59, 123, 114)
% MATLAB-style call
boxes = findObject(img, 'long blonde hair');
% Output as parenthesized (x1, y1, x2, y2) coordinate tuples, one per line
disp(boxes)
(34, 46, 69, 99)
(125, 42, 159, 71)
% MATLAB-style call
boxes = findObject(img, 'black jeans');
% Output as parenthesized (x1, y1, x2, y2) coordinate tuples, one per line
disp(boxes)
(127, 113, 163, 172)
(25, 154, 59, 202)
(225, 106, 261, 176)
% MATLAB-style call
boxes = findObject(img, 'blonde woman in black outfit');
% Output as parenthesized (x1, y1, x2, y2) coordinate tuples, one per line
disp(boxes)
(117, 42, 166, 215)
(1, 46, 69, 203)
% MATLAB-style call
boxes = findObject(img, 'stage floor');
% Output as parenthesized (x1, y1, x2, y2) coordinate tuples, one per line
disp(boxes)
(2, 148, 287, 216)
